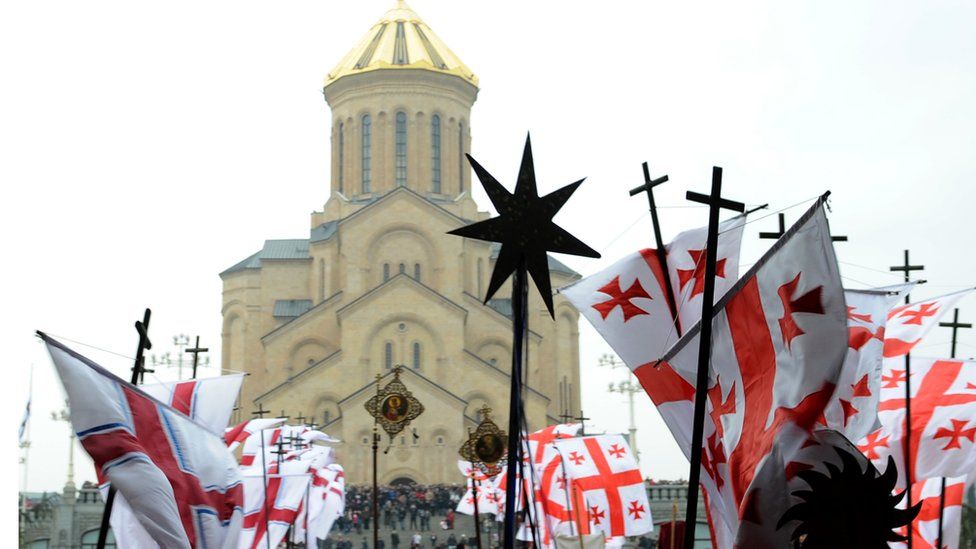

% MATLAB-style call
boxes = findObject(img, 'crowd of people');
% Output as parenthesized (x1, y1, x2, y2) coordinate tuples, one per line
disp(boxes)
(322, 484, 476, 549)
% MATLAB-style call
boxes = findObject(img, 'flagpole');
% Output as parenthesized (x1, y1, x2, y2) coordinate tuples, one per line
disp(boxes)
(97, 308, 152, 549)
(19, 365, 33, 547)
(682, 168, 744, 549)
(503, 259, 529, 549)
(629, 162, 679, 321)
(936, 308, 970, 549)
(372, 373, 381, 549)
(260, 429, 272, 549)
(472, 477, 482, 549)
(890, 250, 924, 549)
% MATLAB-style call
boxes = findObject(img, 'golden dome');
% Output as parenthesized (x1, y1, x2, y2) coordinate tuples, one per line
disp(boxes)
(325, 0, 478, 87)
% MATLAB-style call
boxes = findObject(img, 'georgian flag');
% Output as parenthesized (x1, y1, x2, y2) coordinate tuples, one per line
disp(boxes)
(553, 435, 652, 539)
(238, 459, 311, 549)
(891, 476, 967, 549)
(41, 333, 243, 549)
(858, 357, 976, 488)
(820, 287, 909, 441)
(883, 289, 973, 358)
(240, 425, 311, 468)
(657, 199, 848, 547)
(301, 463, 345, 545)
(224, 418, 287, 452)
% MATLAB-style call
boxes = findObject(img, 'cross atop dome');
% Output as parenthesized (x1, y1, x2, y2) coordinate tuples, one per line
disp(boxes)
(325, 0, 477, 87)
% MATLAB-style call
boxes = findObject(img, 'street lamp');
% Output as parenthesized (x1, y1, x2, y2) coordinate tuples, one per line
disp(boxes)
(599, 353, 642, 467)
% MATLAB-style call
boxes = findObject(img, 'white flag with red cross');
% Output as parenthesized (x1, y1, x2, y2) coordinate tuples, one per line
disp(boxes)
(656, 199, 848, 548)
(890, 475, 967, 549)
(238, 459, 311, 549)
(107, 374, 245, 549)
(42, 334, 243, 549)
(553, 434, 652, 539)
(819, 287, 909, 441)
(224, 418, 287, 452)
(883, 289, 974, 358)
(456, 478, 503, 517)
(240, 424, 311, 468)
(858, 357, 976, 488)
(294, 458, 344, 546)
(140, 374, 244, 435)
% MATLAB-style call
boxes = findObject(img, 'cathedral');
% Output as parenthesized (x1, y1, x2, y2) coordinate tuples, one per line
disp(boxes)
(219, 1, 583, 484)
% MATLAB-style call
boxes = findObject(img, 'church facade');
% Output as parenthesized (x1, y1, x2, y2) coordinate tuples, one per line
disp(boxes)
(219, 1, 583, 484)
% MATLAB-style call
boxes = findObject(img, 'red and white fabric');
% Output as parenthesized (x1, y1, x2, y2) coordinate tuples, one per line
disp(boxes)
(238, 459, 311, 549)
(665, 214, 748, 333)
(140, 374, 244, 435)
(240, 424, 310, 468)
(42, 334, 243, 549)
(891, 475, 967, 549)
(821, 287, 908, 441)
(300, 464, 345, 545)
(858, 357, 976, 488)
(657, 201, 847, 547)
(553, 435, 652, 539)
(456, 478, 502, 517)
(224, 418, 287, 452)
(883, 289, 973, 358)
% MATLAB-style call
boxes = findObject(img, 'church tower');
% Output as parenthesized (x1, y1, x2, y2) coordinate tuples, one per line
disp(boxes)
(220, 1, 583, 484)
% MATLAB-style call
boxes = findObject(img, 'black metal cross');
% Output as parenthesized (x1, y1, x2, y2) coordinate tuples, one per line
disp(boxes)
(184, 336, 208, 380)
(629, 162, 678, 319)
(683, 167, 746, 549)
(307, 420, 320, 431)
(251, 403, 269, 418)
(294, 412, 306, 426)
(279, 410, 290, 421)
(272, 437, 288, 465)
(890, 249, 925, 304)
(760, 212, 847, 242)
(131, 309, 154, 385)
(558, 410, 573, 424)
(940, 308, 972, 362)
(572, 410, 590, 435)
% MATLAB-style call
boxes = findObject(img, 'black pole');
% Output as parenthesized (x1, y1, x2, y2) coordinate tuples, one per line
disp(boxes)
(937, 308, 971, 548)
(260, 431, 272, 549)
(97, 309, 152, 549)
(503, 260, 529, 549)
(682, 167, 744, 549)
(890, 249, 924, 548)
(473, 477, 482, 549)
(630, 162, 679, 321)
(373, 374, 381, 549)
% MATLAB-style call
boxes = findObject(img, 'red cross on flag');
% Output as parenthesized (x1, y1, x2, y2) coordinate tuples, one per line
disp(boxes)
(42, 334, 243, 549)
(889, 475, 967, 549)
(666, 214, 748, 333)
(883, 289, 973, 358)
(820, 286, 910, 441)
(656, 200, 848, 547)
(239, 459, 312, 549)
(858, 357, 976, 488)
(553, 435, 652, 539)
(297, 462, 345, 546)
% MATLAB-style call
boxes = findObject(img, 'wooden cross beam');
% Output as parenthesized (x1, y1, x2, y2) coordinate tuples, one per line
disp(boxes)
(760, 212, 847, 241)
(184, 336, 209, 380)
(251, 403, 269, 418)
(629, 162, 678, 319)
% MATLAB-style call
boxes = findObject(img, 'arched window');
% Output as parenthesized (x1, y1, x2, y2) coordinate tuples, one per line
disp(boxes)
(458, 121, 465, 193)
(431, 114, 441, 193)
(395, 111, 407, 187)
(412, 341, 421, 369)
(322, 410, 331, 424)
(338, 122, 344, 192)
(477, 258, 483, 295)
(384, 341, 393, 370)
(383, 263, 390, 282)
(413, 263, 421, 281)
(361, 114, 372, 193)
(398, 262, 406, 275)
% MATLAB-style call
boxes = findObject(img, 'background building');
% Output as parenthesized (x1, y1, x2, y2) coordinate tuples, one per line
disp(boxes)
(219, 0, 583, 485)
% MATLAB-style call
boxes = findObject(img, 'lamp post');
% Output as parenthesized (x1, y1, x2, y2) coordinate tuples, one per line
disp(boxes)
(51, 401, 74, 489)
(151, 334, 209, 380)
(599, 353, 641, 467)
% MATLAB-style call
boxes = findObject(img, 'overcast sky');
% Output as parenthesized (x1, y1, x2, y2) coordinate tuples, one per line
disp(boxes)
(3, 0, 976, 500)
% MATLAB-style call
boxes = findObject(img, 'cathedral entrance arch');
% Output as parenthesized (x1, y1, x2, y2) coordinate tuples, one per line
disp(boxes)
(389, 476, 417, 486)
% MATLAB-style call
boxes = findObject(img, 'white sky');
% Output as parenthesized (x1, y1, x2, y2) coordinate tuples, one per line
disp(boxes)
(3, 0, 976, 508)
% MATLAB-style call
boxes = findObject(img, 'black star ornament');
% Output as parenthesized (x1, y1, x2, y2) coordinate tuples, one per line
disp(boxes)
(448, 134, 600, 317)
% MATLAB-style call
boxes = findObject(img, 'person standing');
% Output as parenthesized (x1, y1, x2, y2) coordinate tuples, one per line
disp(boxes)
(391, 530, 400, 549)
